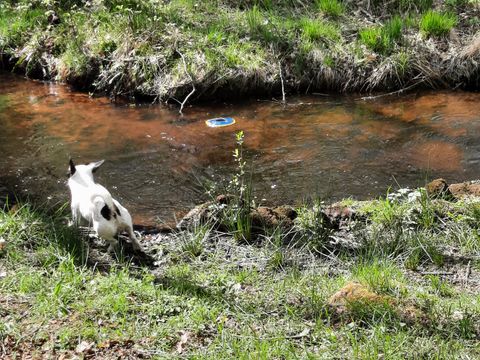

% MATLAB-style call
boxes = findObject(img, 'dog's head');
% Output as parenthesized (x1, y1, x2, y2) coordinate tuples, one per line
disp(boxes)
(69, 159, 105, 183)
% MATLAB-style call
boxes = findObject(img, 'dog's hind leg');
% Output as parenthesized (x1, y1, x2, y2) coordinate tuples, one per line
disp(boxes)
(127, 227, 143, 252)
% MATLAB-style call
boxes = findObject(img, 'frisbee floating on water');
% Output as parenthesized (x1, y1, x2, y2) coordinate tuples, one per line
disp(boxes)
(205, 117, 235, 128)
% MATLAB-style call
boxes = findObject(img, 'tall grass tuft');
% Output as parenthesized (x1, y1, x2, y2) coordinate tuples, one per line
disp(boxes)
(420, 10, 457, 37)
(359, 16, 403, 54)
(315, 0, 345, 17)
(295, 200, 332, 252)
(301, 18, 341, 43)
(245, 5, 274, 42)
(180, 223, 211, 258)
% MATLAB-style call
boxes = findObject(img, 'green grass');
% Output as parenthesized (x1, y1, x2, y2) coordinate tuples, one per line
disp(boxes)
(420, 10, 457, 37)
(359, 16, 403, 54)
(301, 18, 341, 43)
(315, 0, 345, 17)
(1, 190, 480, 357)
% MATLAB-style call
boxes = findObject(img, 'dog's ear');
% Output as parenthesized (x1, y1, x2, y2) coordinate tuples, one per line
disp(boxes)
(69, 158, 76, 176)
(91, 160, 105, 173)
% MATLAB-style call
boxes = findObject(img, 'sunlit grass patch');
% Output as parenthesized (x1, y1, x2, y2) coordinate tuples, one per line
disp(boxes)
(301, 18, 341, 43)
(0, 203, 85, 263)
(0, 7, 46, 48)
(359, 16, 403, 54)
(352, 261, 407, 297)
(420, 10, 457, 37)
(360, 195, 406, 227)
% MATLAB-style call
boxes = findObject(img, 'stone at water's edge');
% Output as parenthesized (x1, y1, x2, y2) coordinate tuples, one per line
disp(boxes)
(176, 201, 218, 231)
(425, 178, 453, 199)
(322, 203, 359, 229)
(426, 178, 480, 199)
(448, 182, 480, 198)
(250, 206, 297, 230)
(176, 195, 299, 233)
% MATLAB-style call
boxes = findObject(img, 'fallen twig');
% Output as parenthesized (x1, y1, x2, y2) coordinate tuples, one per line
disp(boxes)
(359, 80, 424, 101)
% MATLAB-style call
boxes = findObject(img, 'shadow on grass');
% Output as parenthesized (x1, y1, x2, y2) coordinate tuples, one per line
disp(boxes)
(153, 274, 226, 302)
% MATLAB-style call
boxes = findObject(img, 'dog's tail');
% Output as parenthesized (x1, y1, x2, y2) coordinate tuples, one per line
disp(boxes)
(92, 195, 115, 222)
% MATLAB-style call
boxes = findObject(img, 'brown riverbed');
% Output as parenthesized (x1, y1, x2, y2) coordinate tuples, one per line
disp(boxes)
(1, 72, 479, 224)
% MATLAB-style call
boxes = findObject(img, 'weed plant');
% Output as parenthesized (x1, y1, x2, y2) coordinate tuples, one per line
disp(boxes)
(221, 131, 253, 243)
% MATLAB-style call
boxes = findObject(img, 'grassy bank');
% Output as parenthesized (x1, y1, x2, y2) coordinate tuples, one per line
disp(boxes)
(0, 1, 479, 104)
(1, 186, 480, 358)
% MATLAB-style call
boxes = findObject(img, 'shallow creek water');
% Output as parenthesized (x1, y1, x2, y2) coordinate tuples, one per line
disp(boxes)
(1, 72, 479, 224)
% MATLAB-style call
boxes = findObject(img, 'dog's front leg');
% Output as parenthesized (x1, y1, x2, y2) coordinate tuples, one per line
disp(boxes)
(69, 205, 81, 227)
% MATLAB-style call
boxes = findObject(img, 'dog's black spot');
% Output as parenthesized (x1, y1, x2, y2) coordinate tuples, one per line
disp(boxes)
(101, 204, 111, 220)
(69, 159, 76, 176)
(114, 204, 121, 216)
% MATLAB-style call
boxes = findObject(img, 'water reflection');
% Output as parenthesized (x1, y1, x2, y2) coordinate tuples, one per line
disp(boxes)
(1, 72, 479, 224)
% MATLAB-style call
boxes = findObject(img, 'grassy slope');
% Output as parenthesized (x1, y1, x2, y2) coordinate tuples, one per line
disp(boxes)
(0, 0, 479, 103)
(1, 190, 480, 359)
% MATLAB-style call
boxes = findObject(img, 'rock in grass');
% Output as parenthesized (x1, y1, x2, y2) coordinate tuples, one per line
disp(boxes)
(176, 202, 215, 230)
(328, 282, 391, 315)
(328, 282, 428, 326)
(425, 178, 453, 199)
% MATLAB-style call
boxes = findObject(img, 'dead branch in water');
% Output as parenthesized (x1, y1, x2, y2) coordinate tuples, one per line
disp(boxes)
(176, 50, 195, 115)
(358, 80, 424, 101)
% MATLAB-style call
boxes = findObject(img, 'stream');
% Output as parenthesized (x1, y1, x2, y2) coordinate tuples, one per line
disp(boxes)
(1, 72, 479, 224)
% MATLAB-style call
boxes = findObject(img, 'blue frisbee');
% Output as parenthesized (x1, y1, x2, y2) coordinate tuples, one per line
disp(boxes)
(205, 117, 235, 128)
